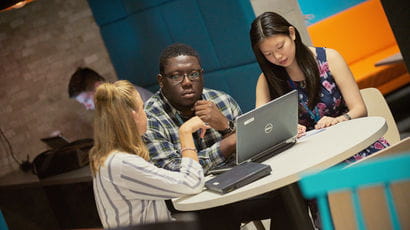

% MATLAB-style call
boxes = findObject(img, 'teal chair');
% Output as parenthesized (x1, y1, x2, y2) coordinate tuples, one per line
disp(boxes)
(0, 210, 8, 230)
(299, 153, 410, 230)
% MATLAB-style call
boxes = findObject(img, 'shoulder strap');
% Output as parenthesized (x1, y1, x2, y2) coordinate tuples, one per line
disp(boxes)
(315, 47, 327, 62)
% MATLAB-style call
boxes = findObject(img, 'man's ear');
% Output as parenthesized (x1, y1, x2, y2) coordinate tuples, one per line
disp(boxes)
(289, 26, 296, 40)
(157, 74, 164, 88)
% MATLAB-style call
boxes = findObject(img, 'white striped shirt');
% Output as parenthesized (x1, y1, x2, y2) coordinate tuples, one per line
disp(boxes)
(93, 151, 204, 229)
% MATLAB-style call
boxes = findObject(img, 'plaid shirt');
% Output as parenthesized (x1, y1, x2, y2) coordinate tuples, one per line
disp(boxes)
(143, 88, 242, 173)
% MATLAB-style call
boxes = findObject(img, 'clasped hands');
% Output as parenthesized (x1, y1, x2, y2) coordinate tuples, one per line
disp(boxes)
(193, 100, 230, 131)
(180, 100, 229, 139)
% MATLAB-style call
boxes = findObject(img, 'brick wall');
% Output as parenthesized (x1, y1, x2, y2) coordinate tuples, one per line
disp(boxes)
(0, 0, 117, 176)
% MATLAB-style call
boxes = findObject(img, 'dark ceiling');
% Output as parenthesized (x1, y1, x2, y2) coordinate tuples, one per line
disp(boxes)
(0, 0, 21, 10)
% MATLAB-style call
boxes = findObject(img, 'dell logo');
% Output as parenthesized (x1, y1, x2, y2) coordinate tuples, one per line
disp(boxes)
(264, 123, 273, 133)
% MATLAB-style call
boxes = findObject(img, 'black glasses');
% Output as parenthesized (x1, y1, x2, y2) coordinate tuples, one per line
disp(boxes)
(162, 69, 203, 84)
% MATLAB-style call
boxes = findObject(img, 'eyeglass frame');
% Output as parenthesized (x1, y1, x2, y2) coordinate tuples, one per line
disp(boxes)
(160, 69, 204, 84)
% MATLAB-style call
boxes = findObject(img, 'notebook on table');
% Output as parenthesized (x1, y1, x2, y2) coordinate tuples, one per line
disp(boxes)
(205, 90, 298, 194)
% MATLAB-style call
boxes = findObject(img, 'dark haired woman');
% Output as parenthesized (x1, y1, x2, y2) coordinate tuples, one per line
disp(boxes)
(250, 12, 389, 163)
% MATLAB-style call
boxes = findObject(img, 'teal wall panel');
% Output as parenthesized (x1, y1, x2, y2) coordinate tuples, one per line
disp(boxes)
(87, 0, 127, 26)
(101, 8, 173, 86)
(198, 0, 256, 67)
(123, 0, 172, 13)
(160, 0, 220, 71)
(204, 63, 260, 112)
(88, 0, 259, 112)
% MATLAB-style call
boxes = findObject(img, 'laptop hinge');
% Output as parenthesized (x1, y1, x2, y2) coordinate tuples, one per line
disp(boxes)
(251, 136, 297, 163)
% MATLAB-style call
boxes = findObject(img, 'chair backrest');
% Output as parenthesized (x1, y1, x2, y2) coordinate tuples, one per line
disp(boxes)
(328, 137, 410, 230)
(299, 153, 410, 230)
(360, 88, 400, 144)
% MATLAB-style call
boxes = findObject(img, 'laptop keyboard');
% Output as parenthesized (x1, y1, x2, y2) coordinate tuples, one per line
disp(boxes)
(206, 137, 296, 176)
(207, 139, 296, 176)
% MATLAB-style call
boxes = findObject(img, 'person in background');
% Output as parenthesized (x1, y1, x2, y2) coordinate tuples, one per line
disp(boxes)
(250, 12, 389, 163)
(68, 67, 153, 110)
(250, 12, 390, 229)
(89, 80, 205, 229)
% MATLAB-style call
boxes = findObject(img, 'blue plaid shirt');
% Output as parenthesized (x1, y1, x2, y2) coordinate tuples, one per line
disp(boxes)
(143, 88, 242, 173)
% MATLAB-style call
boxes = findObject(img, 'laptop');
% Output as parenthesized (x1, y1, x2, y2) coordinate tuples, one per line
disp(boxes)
(207, 89, 298, 175)
(41, 135, 70, 149)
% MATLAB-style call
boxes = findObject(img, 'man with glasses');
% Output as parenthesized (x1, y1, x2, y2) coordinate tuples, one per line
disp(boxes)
(143, 43, 283, 230)
(144, 43, 239, 173)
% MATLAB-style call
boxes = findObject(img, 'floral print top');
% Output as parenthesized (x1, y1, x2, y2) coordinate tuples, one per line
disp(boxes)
(288, 47, 389, 163)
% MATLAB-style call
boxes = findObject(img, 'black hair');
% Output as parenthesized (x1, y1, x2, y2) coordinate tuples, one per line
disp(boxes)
(68, 67, 105, 98)
(250, 12, 320, 109)
(159, 43, 201, 74)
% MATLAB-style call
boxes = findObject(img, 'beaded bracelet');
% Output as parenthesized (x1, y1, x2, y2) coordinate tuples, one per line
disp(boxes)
(181, 147, 197, 153)
(343, 113, 352, 120)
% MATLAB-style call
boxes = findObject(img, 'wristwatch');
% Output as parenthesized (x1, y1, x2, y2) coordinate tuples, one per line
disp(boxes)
(219, 120, 235, 136)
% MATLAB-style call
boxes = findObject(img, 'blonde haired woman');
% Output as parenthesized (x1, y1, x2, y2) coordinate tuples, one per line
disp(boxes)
(89, 80, 205, 229)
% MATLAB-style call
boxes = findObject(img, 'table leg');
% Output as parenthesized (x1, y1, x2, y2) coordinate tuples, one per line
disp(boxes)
(280, 183, 314, 230)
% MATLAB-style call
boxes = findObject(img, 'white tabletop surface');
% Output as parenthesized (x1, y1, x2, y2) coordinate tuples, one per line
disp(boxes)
(173, 116, 387, 211)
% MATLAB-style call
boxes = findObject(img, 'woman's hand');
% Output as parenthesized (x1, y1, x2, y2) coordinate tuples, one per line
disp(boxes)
(179, 116, 210, 162)
(180, 116, 210, 138)
(314, 115, 347, 129)
(297, 124, 306, 138)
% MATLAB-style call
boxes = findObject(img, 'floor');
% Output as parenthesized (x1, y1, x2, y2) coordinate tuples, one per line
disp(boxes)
(240, 205, 319, 230)
(241, 219, 270, 230)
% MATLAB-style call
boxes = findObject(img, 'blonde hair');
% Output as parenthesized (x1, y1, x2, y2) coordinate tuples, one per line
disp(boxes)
(89, 80, 149, 176)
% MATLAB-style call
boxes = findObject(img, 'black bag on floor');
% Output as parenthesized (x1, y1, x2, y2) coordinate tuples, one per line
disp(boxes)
(32, 138, 93, 179)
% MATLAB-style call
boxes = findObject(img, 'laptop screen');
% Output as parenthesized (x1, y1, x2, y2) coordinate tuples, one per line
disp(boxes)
(235, 90, 298, 164)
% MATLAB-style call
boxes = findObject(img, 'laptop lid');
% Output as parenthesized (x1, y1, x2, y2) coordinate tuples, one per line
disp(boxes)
(41, 135, 70, 149)
(235, 90, 298, 165)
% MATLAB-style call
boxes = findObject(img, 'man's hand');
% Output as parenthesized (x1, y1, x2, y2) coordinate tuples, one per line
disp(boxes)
(193, 100, 229, 131)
